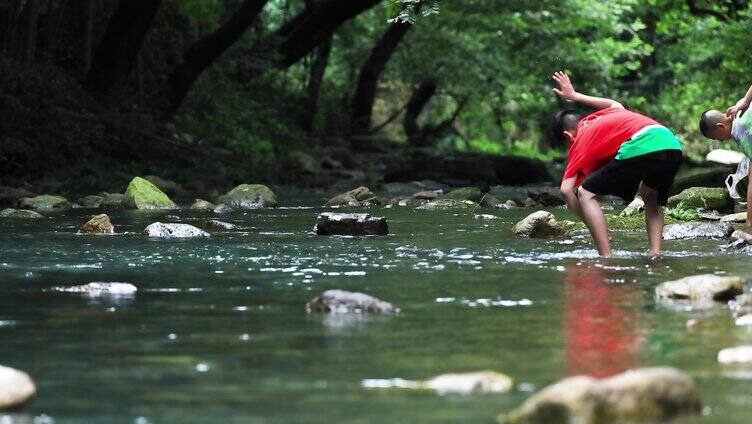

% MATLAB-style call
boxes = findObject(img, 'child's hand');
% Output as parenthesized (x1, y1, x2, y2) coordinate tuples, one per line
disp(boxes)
(726, 98, 751, 119)
(552, 71, 578, 102)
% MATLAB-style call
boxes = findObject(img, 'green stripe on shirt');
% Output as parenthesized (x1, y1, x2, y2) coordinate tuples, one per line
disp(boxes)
(615, 125, 683, 160)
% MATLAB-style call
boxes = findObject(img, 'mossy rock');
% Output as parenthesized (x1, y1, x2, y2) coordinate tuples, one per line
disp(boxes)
(217, 184, 278, 209)
(0, 208, 44, 218)
(121, 177, 177, 210)
(667, 187, 732, 212)
(441, 187, 483, 202)
(18, 194, 71, 211)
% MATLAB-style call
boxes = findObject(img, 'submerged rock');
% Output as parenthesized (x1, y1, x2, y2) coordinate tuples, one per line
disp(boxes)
(78, 214, 114, 235)
(315, 212, 388, 236)
(718, 346, 752, 364)
(101, 193, 124, 209)
(527, 187, 565, 207)
(217, 184, 277, 209)
(668, 187, 732, 212)
(363, 371, 513, 394)
(511, 211, 568, 238)
(441, 187, 483, 203)
(655, 274, 744, 302)
(619, 196, 644, 217)
(190, 199, 216, 210)
(77, 195, 104, 208)
(306, 290, 396, 314)
(51, 282, 137, 297)
(503, 367, 701, 424)
(417, 199, 478, 210)
(662, 222, 733, 240)
(122, 177, 177, 210)
(0, 208, 43, 219)
(721, 212, 747, 223)
(0, 365, 36, 410)
(144, 222, 209, 238)
(198, 219, 236, 230)
(18, 194, 71, 211)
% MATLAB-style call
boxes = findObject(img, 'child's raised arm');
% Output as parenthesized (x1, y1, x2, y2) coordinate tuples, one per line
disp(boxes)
(552, 71, 623, 110)
(727, 84, 752, 118)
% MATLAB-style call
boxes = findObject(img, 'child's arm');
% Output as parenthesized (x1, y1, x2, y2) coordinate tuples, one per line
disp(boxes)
(727, 84, 752, 118)
(552, 71, 623, 110)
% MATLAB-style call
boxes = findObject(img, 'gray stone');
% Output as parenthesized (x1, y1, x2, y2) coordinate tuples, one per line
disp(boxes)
(77, 195, 104, 208)
(78, 214, 114, 235)
(18, 194, 71, 211)
(315, 212, 388, 236)
(663, 222, 733, 240)
(213, 204, 232, 214)
(217, 184, 278, 209)
(0, 208, 43, 219)
(523, 197, 538, 208)
(655, 274, 744, 302)
(144, 222, 209, 238)
(494, 199, 519, 210)
(306, 290, 396, 314)
(101, 193, 124, 209)
(190, 199, 216, 210)
(527, 187, 565, 206)
(503, 367, 701, 424)
(511, 211, 568, 238)
(721, 212, 747, 223)
(441, 187, 483, 202)
(326, 186, 375, 207)
(619, 196, 644, 217)
(0, 365, 36, 410)
(416, 199, 478, 210)
(412, 190, 439, 201)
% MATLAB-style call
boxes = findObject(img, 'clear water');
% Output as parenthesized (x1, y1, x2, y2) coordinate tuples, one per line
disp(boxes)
(2, 197, 752, 423)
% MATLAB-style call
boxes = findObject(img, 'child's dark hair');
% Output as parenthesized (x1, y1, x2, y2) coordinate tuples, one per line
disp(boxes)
(553, 110, 582, 143)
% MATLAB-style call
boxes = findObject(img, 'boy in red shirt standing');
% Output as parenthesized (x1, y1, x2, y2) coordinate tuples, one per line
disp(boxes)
(552, 71, 683, 257)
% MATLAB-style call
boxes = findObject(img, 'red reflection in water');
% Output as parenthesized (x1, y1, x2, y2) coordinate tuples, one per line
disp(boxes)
(564, 263, 642, 378)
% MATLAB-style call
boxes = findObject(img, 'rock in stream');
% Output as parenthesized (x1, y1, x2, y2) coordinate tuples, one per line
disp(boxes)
(217, 184, 278, 209)
(78, 214, 114, 235)
(306, 290, 396, 314)
(122, 177, 177, 210)
(662, 222, 733, 240)
(315, 212, 388, 236)
(511, 211, 569, 238)
(0, 365, 36, 410)
(655, 274, 744, 302)
(0, 208, 44, 219)
(144, 222, 209, 238)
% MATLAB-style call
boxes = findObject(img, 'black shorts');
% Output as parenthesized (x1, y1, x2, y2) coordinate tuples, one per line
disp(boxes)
(581, 149, 683, 206)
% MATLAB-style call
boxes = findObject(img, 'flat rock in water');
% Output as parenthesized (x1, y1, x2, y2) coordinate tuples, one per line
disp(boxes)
(144, 222, 209, 238)
(51, 282, 137, 297)
(18, 194, 71, 211)
(315, 212, 388, 236)
(0, 208, 43, 219)
(190, 199, 216, 210)
(718, 346, 752, 364)
(662, 222, 733, 240)
(306, 289, 396, 314)
(122, 177, 177, 210)
(503, 367, 700, 424)
(655, 274, 744, 302)
(363, 371, 513, 394)
(0, 365, 36, 410)
(217, 184, 277, 209)
(721, 212, 747, 223)
(198, 219, 236, 230)
(511, 211, 568, 238)
(78, 214, 114, 235)
(416, 199, 477, 210)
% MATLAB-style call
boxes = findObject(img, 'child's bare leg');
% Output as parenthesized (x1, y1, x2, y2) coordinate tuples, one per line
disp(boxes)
(577, 186, 612, 257)
(641, 185, 663, 255)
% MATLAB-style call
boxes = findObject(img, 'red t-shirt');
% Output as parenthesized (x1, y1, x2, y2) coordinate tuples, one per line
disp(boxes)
(563, 107, 660, 185)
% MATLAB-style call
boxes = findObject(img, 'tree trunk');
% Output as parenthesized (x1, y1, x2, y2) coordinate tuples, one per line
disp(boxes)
(350, 20, 412, 134)
(164, 0, 268, 116)
(403, 79, 437, 146)
(84, 0, 162, 99)
(304, 34, 332, 133)
(240, 0, 381, 81)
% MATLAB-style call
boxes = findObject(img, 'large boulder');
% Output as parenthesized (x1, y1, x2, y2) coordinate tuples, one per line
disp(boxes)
(416, 199, 478, 210)
(655, 274, 744, 302)
(315, 212, 388, 236)
(144, 222, 209, 238)
(217, 184, 277, 209)
(441, 187, 483, 203)
(511, 211, 569, 238)
(662, 222, 733, 240)
(326, 186, 374, 207)
(0, 208, 43, 219)
(122, 177, 177, 210)
(363, 371, 513, 394)
(78, 214, 114, 235)
(306, 290, 396, 314)
(527, 187, 565, 207)
(667, 187, 733, 212)
(190, 199, 216, 210)
(503, 367, 701, 424)
(0, 365, 36, 410)
(18, 194, 71, 211)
